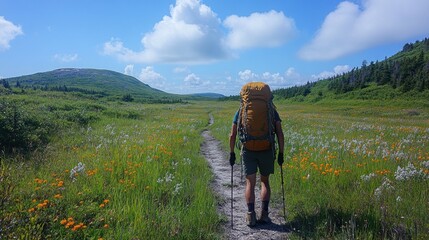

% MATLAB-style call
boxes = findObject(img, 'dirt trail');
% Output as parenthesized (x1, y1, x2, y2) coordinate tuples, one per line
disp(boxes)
(201, 114, 289, 240)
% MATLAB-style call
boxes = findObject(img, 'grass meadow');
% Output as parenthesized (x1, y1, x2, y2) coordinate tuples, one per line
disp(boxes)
(1, 93, 428, 239)
(211, 100, 429, 239)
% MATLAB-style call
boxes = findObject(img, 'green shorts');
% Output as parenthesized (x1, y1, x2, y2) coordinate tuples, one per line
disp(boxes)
(242, 148, 275, 176)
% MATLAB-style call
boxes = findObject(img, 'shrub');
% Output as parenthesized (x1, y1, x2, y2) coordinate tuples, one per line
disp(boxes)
(0, 99, 55, 154)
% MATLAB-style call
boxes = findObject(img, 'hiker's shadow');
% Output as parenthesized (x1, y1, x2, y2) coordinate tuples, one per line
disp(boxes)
(252, 221, 291, 233)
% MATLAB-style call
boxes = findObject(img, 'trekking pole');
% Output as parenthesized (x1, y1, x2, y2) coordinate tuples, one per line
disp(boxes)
(280, 165, 286, 220)
(231, 165, 234, 228)
(240, 156, 243, 182)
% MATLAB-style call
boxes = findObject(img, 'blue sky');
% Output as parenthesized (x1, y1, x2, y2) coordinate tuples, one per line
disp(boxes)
(1, 0, 429, 95)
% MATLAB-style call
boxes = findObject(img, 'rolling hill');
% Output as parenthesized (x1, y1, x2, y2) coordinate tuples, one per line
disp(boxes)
(273, 37, 429, 103)
(3, 68, 176, 100)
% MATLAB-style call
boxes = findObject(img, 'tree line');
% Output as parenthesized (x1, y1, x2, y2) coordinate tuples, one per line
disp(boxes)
(328, 38, 429, 93)
(273, 38, 429, 99)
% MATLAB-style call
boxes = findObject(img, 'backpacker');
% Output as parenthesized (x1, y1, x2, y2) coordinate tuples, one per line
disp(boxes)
(237, 82, 275, 151)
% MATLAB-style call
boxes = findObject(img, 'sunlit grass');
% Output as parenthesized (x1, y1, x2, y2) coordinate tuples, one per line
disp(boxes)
(211, 100, 429, 239)
(2, 96, 428, 239)
(1, 101, 222, 239)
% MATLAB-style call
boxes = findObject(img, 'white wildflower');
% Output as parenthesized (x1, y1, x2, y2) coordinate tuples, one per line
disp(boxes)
(157, 172, 174, 184)
(394, 162, 426, 181)
(70, 162, 85, 181)
(360, 173, 376, 182)
(183, 157, 191, 165)
(172, 183, 182, 195)
(374, 177, 394, 200)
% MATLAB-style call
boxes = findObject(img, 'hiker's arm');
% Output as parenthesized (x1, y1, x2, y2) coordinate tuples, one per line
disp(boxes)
(229, 123, 237, 153)
(275, 121, 284, 153)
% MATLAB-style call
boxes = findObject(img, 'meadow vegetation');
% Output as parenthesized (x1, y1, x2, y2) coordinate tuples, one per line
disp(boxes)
(211, 99, 429, 239)
(1, 90, 221, 239)
(1, 88, 428, 239)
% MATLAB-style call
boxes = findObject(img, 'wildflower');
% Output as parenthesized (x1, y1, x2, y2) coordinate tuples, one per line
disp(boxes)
(103, 224, 109, 229)
(394, 162, 427, 181)
(70, 162, 85, 181)
(60, 219, 67, 225)
(72, 222, 86, 231)
(374, 177, 394, 200)
(360, 173, 376, 182)
(28, 208, 35, 213)
(99, 203, 105, 208)
(421, 161, 429, 169)
(54, 194, 62, 199)
(57, 181, 64, 187)
(103, 199, 109, 204)
(173, 183, 182, 195)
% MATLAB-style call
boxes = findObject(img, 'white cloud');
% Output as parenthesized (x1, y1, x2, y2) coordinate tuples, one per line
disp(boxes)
(184, 73, 209, 86)
(124, 65, 134, 76)
(238, 69, 258, 82)
(312, 65, 351, 79)
(173, 67, 189, 73)
(53, 53, 78, 62)
(103, 0, 229, 64)
(138, 66, 166, 88)
(237, 68, 305, 88)
(0, 16, 23, 50)
(299, 0, 429, 60)
(224, 10, 296, 49)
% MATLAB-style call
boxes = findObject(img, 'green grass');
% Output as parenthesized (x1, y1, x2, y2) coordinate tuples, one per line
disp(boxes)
(1, 90, 428, 239)
(1, 93, 223, 239)
(211, 99, 429, 239)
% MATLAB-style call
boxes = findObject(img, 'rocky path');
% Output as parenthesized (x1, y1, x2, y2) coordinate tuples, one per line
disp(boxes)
(201, 114, 289, 240)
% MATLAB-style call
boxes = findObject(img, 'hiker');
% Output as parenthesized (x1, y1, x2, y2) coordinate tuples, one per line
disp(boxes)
(229, 82, 284, 227)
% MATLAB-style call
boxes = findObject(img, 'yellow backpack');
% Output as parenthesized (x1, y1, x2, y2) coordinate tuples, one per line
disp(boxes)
(238, 82, 275, 151)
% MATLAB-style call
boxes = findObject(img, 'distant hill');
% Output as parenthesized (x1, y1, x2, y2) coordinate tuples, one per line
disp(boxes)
(273, 38, 429, 102)
(3, 68, 177, 101)
(190, 93, 225, 99)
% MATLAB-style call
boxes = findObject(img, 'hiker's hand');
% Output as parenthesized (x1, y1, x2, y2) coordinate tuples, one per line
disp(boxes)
(277, 152, 284, 166)
(229, 152, 236, 166)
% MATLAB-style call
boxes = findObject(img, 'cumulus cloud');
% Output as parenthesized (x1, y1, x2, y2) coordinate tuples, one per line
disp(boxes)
(184, 73, 209, 86)
(138, 66, 166, 88)
(104, 0, 229, 64)
(224, 10, 296, 49)
(0, 16, 23, 50)
(312, 65, 351, 79)
(124, 64, 134, 76)
(53, 53, 78, 62)
(237, 68, 305, 88)
(299, 0, 429, 60)
(104, 0, 295, 64)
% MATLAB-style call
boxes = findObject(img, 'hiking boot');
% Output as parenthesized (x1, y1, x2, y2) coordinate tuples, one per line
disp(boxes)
(246, 211, 256, 227)
(258, 209, 271, 223)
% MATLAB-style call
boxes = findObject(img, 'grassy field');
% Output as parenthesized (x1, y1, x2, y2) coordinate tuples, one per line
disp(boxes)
(211, 99, 429, 239)
(1, 91, 429, 239)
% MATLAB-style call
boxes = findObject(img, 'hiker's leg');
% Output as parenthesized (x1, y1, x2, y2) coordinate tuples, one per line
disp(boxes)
(245, 173, 257, 209)
(245, 173, 257, 226)
(260, 174, 271, 202)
